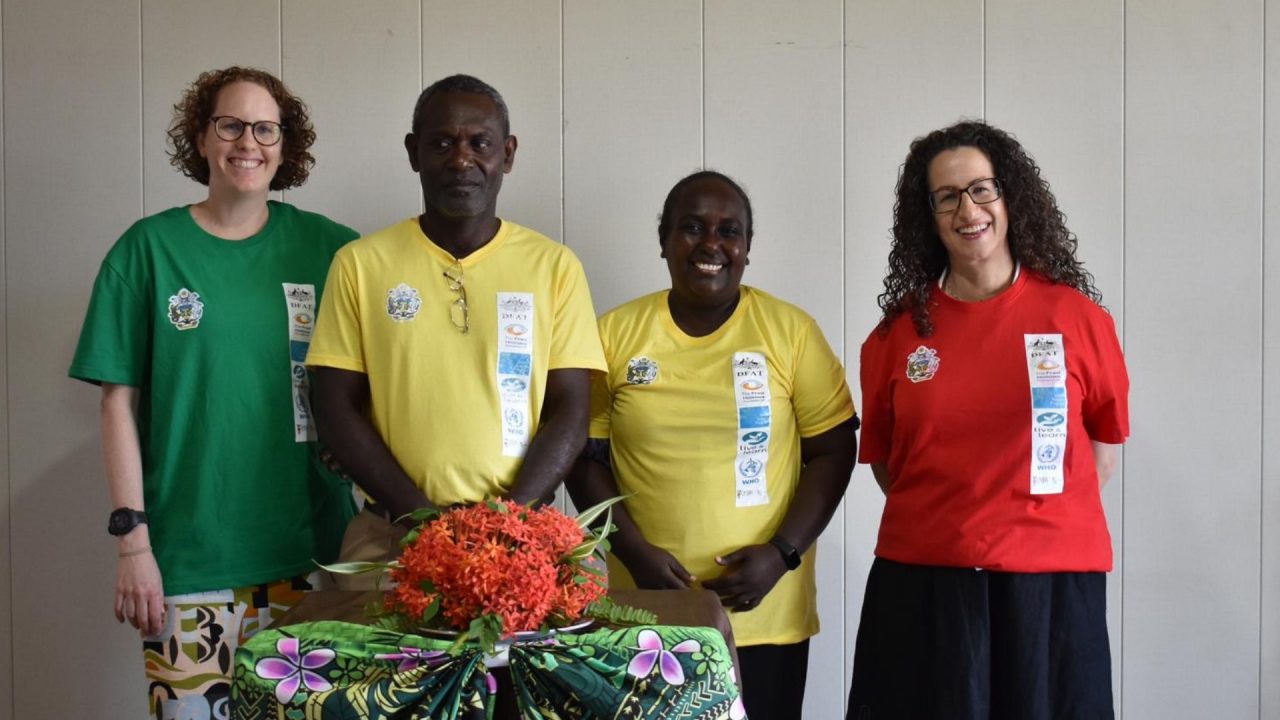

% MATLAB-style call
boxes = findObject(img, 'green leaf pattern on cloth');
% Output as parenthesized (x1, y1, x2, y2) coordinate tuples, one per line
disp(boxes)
(232, 621, 742, 719)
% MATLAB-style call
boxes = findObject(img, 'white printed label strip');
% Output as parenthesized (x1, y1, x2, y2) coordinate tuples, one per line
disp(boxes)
(1025, 333, 1068, 494)
(283, 283, 318, 443)
(733, 352, 771, 507)
(496, 292, 535, 458)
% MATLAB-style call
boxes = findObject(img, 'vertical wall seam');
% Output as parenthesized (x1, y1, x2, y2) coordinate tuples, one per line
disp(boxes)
(700, 0, 705, 167)
(981, 0, 986, 118)
(839, 0, 849, 700)
(560, 0, 565, 247)
(277, 0, 285, 204)
(1259, 1, 1266, 716)
(1118, 1, 1127, 717)
(138, 0, 144, 217)
(2, 0, 10, 713)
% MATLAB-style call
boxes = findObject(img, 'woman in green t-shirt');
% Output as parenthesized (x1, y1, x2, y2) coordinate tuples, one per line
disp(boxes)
(70, 67, 358, 717)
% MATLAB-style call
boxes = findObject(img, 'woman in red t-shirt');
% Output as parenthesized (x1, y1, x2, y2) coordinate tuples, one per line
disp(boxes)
(847, 121, 1129, 720)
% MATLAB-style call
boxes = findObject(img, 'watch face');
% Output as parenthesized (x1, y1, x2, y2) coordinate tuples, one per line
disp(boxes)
(108, 509, 145, 536)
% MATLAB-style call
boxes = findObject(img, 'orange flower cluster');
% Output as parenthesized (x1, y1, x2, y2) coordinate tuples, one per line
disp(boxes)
(385, 500, 607, 636)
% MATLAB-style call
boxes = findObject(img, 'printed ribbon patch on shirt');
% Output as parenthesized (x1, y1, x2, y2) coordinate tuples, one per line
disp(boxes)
(284, 284, 318, 442)
(733, 352, 771, 507)
(167, 288, 204, 330)
(497, 293, 534, 457)
(1025, 333, 1068, 494)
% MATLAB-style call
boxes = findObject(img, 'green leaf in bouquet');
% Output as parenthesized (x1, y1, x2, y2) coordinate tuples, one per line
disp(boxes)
(573, 495, 628, 531)
(583, 596, 657, 626)
(316, 560, 397, 575)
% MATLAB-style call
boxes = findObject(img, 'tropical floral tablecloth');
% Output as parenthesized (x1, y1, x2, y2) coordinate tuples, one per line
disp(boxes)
(231, 620, 745, 719)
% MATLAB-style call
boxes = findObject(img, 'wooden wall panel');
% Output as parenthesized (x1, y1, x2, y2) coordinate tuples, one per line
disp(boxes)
(985, 1, 1126, 709)
(842, 0, 984, 699)
(419, 0, 563, 242)
(282, 0, 421, 234)
(141, 0, 280, 215)
(1124, 0, 1263, 716)
(563, 0, 702, 317)
(4, 1, 143, 716)
(703, 2, 845, 713)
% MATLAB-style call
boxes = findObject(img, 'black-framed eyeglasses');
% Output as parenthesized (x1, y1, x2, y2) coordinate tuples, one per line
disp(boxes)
(210, 116, 286, 147)
(443, 260, 469, 334)
(928, 177, 1002, 213)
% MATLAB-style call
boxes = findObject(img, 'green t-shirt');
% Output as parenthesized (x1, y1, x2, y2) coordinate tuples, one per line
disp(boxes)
(70, 202, 359, 595)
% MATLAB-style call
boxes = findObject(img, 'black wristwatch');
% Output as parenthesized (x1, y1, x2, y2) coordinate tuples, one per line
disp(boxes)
(768, 536, 802, 571)
(107, 508, 148, 536)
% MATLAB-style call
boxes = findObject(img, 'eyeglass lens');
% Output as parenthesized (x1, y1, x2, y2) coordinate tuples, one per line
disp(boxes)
(929, 178, 1001, 213)
(212, 116, 284, 147)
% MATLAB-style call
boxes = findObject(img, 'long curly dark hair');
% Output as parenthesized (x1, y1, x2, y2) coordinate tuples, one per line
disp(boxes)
(167, 66, 315, 191)
(879, 120, 1101, 337)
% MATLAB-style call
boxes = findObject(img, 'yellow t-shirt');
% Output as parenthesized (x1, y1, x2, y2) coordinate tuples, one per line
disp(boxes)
(307, 218, 605, 504)
(591, 286, 855, 645)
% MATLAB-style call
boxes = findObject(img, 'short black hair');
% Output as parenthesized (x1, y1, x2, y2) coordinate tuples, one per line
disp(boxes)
(657, 170, 754, 245)
(411, 74, 510, 136)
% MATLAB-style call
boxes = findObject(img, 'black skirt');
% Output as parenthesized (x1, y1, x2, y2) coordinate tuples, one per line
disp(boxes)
(847, 558, 1114, 720)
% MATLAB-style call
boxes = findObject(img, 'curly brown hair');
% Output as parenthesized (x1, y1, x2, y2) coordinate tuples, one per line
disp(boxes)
(167, 66, 315, 191)
(878, 120, 1101, 337)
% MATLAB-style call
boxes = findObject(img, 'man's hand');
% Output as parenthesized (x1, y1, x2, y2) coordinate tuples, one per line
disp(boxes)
(621, 541, 697, 590)
(702, 543, 786, 612)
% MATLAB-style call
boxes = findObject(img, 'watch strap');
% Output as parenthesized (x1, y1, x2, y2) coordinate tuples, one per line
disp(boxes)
(768, 536, 802, 571)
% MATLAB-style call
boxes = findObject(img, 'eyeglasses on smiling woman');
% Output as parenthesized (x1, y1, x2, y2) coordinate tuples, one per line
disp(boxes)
(928, 177, 1002, 214)
(210, 116, 286, 147)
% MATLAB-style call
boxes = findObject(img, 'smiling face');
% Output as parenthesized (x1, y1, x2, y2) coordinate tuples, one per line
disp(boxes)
(196, 81, 282, 199)
(661, 176, 751, 313)
(406, 91, 516, 222)
(927, 145, 1010, 268)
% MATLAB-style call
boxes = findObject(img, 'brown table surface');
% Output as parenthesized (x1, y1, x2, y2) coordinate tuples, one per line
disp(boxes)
(273, 587, 741, 673)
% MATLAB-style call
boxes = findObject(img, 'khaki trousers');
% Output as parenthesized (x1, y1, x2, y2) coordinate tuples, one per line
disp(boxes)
(333, 508, 410, 591)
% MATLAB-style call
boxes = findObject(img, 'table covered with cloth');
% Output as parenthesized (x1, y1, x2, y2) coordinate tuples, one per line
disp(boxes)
(230, 589, 745, 719)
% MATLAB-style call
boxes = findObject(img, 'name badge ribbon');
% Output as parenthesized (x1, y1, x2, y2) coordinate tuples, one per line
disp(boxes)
(496, 292, 534, 457)
(1025, 333, 1068, 494)
(283, 283, 317, 442)
(733, 352, 771, 507)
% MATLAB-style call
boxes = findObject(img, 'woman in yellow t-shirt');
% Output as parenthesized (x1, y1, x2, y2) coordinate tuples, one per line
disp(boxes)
(567, 171, 858, 719)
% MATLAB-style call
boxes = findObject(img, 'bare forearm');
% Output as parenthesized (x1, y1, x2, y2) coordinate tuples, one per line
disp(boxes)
(506, 368, 589, 505)
(1092, 441, 1120, 489)
(565, 452, 650, 563)
(311, 368, 431, 519)
(102, 384, 150, 552)
(870, 462, 891, 495)
(775, 420, 858, 553)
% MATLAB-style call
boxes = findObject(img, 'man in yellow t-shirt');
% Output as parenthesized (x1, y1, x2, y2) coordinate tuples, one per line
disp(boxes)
(307, 75, 604, 574)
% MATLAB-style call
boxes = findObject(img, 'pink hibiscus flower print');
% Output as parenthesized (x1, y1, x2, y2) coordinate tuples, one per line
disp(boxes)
(627, 629, 699, 686)
(255, 637, 335, 704)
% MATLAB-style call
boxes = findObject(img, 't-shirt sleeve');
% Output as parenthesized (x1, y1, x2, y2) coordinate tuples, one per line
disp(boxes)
(548, 254, 606, 372)
(857, 332, 894, 464)
(791, 317, 856, 438)
(68, 253, 150, 387)
(305, 249, 366, 373)
(1078, 308, 1130, 444)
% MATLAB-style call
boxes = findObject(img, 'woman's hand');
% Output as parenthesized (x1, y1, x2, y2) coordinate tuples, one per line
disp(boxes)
(116, 551, 165, 637)
(623, 541, 697, 590)
(702, 544, 786, 612)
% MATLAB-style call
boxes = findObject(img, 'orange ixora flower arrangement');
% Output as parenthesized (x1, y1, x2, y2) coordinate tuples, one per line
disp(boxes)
(327, 497, 634, 654)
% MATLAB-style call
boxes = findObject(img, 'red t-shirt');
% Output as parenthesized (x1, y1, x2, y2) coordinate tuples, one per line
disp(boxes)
(860, 271, 1129, 572)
